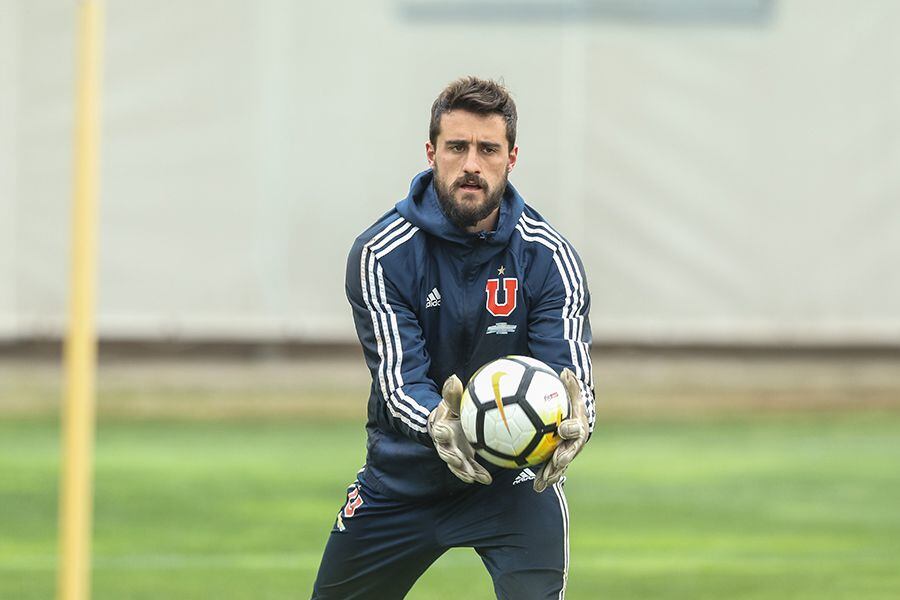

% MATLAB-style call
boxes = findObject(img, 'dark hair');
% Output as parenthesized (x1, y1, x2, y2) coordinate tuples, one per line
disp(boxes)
(429, 76, 518, 150)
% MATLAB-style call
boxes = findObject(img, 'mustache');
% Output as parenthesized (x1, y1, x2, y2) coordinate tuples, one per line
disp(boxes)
(452, 175, 488, 190)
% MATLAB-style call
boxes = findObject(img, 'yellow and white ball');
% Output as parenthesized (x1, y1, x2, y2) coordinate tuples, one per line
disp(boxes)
(460, 356, 569, 468)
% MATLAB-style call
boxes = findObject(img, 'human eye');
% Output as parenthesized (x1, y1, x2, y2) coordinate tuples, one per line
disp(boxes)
(448, 143, 466, 153)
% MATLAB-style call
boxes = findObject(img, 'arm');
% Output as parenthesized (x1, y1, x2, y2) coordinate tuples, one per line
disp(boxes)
(526, 239, 595, 492)
(346, 232, 492, 484)
(527, 244, 595, 434)
(346, 234, 441, 446)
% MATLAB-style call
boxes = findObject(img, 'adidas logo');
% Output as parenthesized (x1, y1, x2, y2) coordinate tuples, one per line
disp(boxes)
(425, 287, 441, 309)
(513, 468, 536, 485)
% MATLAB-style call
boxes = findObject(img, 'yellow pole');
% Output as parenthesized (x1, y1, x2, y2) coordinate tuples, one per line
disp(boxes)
(59, 1, 103, 599)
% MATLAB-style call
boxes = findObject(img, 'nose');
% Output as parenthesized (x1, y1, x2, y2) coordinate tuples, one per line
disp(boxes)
(463, 146, 481, 175)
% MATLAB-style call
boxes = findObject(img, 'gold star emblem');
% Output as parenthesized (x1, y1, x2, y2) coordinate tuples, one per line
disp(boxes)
(497, 266, 505, 275)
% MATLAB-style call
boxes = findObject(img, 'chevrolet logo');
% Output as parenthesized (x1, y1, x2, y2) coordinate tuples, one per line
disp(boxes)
(486, 322, 517, 335)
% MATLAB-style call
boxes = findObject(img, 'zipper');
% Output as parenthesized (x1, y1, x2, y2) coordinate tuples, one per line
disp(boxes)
(459, 236, 487, 376)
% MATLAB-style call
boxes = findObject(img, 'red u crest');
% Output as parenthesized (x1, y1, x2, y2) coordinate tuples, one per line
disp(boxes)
(485, 278, 518, 317)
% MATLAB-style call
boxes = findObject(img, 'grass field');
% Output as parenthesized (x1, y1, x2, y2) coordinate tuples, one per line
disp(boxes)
(2, 356, 900, 599)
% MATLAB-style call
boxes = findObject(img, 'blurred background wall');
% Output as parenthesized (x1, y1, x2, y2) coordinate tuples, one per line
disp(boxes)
(1, 0, 899, 347)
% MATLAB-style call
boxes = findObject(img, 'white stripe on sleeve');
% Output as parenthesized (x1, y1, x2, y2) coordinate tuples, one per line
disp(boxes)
(359, 218, 429, 432)
(516, 216, 596, 430)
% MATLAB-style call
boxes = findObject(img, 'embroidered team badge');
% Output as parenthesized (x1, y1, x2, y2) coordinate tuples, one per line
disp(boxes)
(343, 486, 363, 518)
(335, 485, 364, 532)
(485, 267, 518, 317)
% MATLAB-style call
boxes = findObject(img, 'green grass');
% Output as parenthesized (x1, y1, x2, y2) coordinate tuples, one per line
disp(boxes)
(2, 412, 899, 599)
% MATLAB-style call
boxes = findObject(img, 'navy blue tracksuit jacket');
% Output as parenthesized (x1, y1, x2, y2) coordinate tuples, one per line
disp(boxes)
(347, 169, 595, 500)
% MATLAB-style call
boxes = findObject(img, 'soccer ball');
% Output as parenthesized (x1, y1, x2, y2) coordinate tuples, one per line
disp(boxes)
(459, 355, 569, 468)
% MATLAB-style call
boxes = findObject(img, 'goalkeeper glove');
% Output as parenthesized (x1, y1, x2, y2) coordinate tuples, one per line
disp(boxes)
(428, 375, 493, 486)
(534, 368, 589, 493)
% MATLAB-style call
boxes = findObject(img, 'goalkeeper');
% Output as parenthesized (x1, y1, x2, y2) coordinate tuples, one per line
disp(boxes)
(311, 76, 595, 600)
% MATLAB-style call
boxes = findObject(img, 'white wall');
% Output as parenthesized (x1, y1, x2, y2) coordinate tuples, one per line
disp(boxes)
(582, 0, 900, 343)
(0, 0, 20, 336)
(3, 0, 900, 344)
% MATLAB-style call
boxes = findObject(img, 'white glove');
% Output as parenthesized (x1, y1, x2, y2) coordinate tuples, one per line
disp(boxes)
(534, 368, 589, 493)
(428, 375, 493, 485)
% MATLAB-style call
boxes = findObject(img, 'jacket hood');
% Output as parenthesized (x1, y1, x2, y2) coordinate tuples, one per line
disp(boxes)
(395, 169, 525, 247)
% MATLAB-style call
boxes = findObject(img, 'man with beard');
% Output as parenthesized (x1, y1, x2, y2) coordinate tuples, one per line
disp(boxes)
(311, 77, 595, 600)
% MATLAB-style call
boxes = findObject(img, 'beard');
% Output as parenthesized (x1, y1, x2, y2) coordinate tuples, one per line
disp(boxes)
(433, 165, 507, 231)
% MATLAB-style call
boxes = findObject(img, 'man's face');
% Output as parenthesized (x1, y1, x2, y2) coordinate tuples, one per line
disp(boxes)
(426, 110, 518, 232)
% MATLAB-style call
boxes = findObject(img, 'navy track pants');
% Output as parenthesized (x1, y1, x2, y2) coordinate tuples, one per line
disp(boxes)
(310, 468, 570, 599)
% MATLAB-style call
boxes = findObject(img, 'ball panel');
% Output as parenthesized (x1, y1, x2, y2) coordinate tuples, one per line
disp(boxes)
(525, 431, 562, 465)
(506, 355, 557, 375)
(460, 388, 478, 445)
(469, 359, 527, 405)
(481, 403, 536, 457)
(524, 371, 569, 425)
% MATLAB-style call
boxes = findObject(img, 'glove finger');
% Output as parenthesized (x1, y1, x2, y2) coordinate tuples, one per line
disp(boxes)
(543, 458, 565, 481)
(533, 464, 556, 493)
(469, 461, 493, 485)
(438, 448, 467, 471)
(552, 447, 575, 470)
(456, 437, 492, 485)
(557, 434, 586, 465)
(560, 369, 586, 421)
(547, 441, 575, 475)
(441, 375, 464, 416)
(439, 448, 474, 483)
(455, 455, 480, 484)
(558, 418, 585, 441)
(433, 439, 462, 464)
(538, 462, 566, 491)
(449, 465, 474, 484)
(431, 422, 452, 444)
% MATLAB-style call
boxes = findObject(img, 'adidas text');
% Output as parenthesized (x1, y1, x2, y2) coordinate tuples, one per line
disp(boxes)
(513, 468, 537, 485)
(425, 288, 442, 309)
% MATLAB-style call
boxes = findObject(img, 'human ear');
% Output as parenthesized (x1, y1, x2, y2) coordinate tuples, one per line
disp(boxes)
(507, 145, 518, 172)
